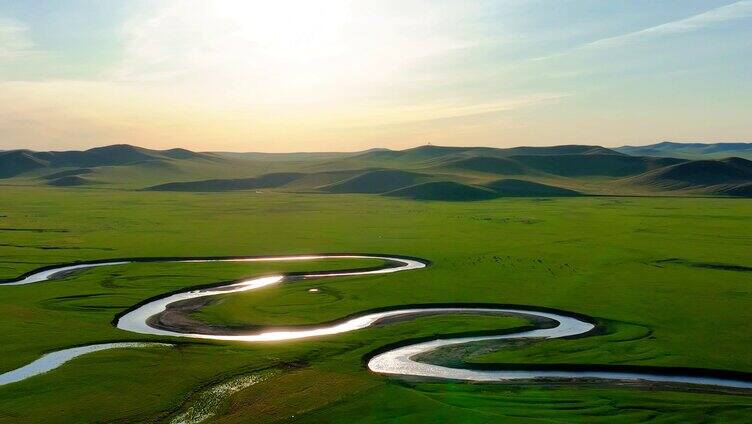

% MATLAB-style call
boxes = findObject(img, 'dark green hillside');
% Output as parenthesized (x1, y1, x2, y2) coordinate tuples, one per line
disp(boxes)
(385, 181, 497, 201)
(499, 145, 620, 156)
(61, 144, 217, 166)
(161, 148, 208, 160)
(44, 144, 211, 167)
(720, 182, 752, 197)
(45, 175, 93, 187)
(70, 144, 166, 165)
(509, 154, 682, 177)
(275, 170, 361, 190)
(146, 172, 302, 191)
(5, 143, 752, 198)
(351, 145, 471, 164)
(321, 170, 431, 194)
(40, 168, 94, 180)
(629, 158, 752, 189)
(483, 179, 581, 196)
(347, 144, 622, 169)
(436, 156, 528, 175)
(617, 142, 752, 160)
(144, 170, 369, 192)
(0, 151, 48, 178)
(721, 157, 752, 173)
(0, 144, 285, 188)
(0, 144, 220, 178)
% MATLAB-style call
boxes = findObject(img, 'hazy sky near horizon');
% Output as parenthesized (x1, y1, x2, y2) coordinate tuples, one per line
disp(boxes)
(0, 1, 750, 152)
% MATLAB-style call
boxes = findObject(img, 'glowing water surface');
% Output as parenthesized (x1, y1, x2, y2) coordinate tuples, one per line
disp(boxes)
(3, 254, 751, 390)
(0, 343, 171, 386)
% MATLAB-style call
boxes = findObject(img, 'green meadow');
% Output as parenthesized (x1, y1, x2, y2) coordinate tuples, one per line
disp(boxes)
(0, 186, 751, 423)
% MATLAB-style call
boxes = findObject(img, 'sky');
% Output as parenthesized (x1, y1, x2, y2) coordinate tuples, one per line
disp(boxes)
(0, 0, 750, 152)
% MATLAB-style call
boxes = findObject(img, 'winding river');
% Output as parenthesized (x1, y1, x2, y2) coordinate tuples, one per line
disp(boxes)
(2, 254, 752, 391)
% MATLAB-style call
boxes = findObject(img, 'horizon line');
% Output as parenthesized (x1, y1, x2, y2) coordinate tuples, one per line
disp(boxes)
(3, 140, 752, 155)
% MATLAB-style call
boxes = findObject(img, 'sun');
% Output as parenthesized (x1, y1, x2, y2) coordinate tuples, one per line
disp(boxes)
(211, 0, 352, 67)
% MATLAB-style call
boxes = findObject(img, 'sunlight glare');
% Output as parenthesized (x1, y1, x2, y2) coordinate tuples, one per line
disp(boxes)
(212, 0, 352, 67)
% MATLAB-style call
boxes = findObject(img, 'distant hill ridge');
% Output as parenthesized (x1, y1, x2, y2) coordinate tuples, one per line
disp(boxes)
(346, 144, 681, 178)
(146, 168, 585, 200)
(616, 141, 752, 160)
(0, 144, 216, 178)
(2, 143, 751, 198)
(353, 144, 622, 163)
(627, 157, 752, 193)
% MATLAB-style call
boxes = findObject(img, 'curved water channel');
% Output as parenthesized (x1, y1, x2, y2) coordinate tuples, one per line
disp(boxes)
(2, 254, 752, 390)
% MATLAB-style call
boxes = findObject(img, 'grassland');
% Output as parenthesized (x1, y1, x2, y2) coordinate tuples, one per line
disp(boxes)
(0, 186, 751, 423)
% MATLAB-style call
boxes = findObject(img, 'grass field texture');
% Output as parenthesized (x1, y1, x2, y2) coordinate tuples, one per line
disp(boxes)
(0, 187, 750, 423)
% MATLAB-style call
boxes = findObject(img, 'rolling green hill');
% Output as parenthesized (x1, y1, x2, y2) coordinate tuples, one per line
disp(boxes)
(483, 179, 581, 196)
(434, 156, 530, 175)
(720, 182, 752, 197)
(7, 144, 216, 171)
(385, 181, 498, 201)
(2, 143, 751, 198)
(0, 144, 220, 178)
(616, 141, 752, 160)
(382, 179, 581, 201)
(0, 151, 48, 178)
(45, 175, 93, 187)
(0, 144, 287, 188)
(147, 172, 304, 192)
(505, 154, 682, 177)
(350, 144, 622, 165)
(39, 168, 94, 180)
(314, 144, 625, 172)
(320, 170, 432, 194)
(626, 157, 752, 195)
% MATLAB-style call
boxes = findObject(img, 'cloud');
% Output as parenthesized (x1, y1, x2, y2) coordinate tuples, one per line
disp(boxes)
(333, 92, 569, 129)
(532, 1, 752, 62)
(0, 78, 566, 151)
(5, 1, 746, 152)
(113, 1, 479, 91)
(0, 3, 573, 151)
(585, 0, 752, 49)
(0, 18, 33, 60)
